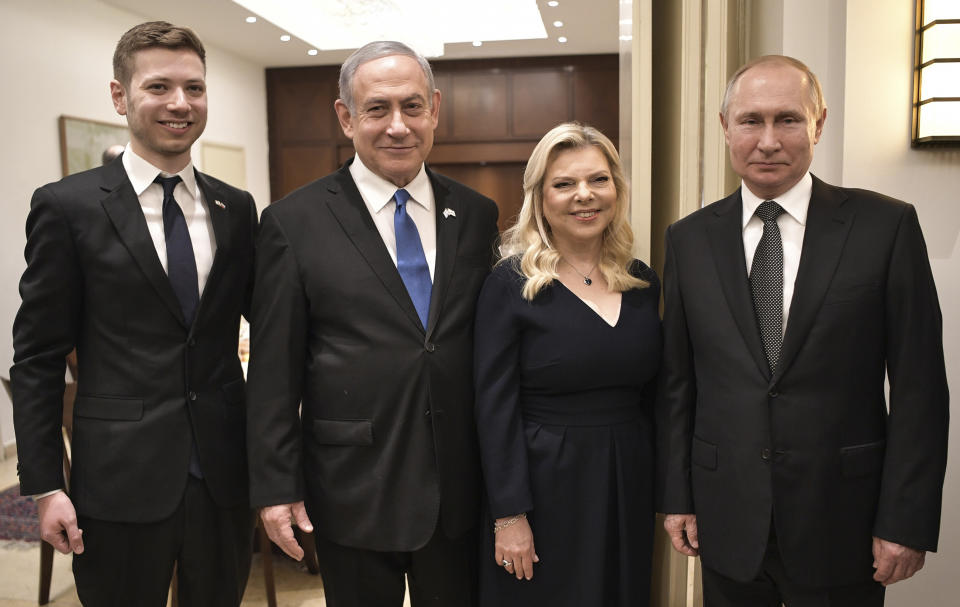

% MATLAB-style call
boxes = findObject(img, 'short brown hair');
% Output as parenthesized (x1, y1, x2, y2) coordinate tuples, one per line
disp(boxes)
(113, 21, 206, 87)
(721, 55, 826, 120)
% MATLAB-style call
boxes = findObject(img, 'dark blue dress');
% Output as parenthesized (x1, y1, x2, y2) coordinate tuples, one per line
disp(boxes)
(474, 259, 661, 607)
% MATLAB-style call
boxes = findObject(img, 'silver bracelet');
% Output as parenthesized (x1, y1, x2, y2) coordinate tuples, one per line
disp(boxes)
(493, 512, 527, 534)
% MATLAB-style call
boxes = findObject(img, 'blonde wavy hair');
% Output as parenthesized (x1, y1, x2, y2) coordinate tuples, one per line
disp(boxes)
(500, 122, 647, 301)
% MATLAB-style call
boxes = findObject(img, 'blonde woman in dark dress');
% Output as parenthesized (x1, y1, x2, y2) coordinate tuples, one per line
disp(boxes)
(474, 122, 661, 606)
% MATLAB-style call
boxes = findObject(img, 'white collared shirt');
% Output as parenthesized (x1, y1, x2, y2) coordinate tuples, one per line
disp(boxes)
(122, 144, 217, 296)
(741, 172, 812, 334)
(349, 155, 437, 280)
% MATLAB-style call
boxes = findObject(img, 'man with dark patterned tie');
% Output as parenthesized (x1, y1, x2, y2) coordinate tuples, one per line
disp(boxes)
(11, 21, 257, 606)
(657, 55, 948, 606)
(247, 40, 499, 607)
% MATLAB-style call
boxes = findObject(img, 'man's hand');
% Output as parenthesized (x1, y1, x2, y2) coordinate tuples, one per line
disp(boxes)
(260, 501, 313, 560)
(37, 492, 83, 554)
(494, 515, 539, 580)
(664, 513, 699, 556)
(872, 537, 925, 586)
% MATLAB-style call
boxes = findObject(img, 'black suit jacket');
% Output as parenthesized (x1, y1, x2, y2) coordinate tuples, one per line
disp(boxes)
(657, 175, 949, 587)
(246, 161, 498, 552)
(11, 156, 257, 522)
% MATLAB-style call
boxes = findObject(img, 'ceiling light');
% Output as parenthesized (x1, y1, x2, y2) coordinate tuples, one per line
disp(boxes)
(280, 34, 291, 42)
(558, 36, 567, 43)
(307, 49, 318, 56)
(472, 41, 483, 47)
(245, 16, 257, 23)
(230, 0, 547, 57)
(548, 1, 559, 6)
(553, 20, 564, 27)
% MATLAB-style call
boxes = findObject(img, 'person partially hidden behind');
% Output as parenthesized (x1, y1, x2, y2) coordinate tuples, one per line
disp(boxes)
(473, 122, 661, 606)
(11, 21, 257, 606)
(657, 55, 949, 606)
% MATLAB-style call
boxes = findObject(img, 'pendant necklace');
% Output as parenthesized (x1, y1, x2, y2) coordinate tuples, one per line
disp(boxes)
(561, 257, 599, 286)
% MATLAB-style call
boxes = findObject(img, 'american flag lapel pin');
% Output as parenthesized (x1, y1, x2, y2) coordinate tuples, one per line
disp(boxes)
(442, 207, 456, 219)
(214, 200, 226, 209)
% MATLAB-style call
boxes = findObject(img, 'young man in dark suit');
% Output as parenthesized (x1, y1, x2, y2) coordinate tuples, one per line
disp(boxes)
(658, 55, 948, 606)
(11, 21, 257, 606)
(247, 40, 498, 607)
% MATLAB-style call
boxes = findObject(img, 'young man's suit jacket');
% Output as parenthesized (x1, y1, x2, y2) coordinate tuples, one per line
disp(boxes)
(658, 175, 949, 588)
(12, 155, 258, 522)
(247, 160, 498, 551)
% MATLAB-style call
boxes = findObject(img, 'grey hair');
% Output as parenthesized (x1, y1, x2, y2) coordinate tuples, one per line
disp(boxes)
(720, 55, 826, 120)
(338, 41, 437, 112)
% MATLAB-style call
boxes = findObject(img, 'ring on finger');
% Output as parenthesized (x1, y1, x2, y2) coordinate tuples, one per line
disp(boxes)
(502, 559, 512, 567)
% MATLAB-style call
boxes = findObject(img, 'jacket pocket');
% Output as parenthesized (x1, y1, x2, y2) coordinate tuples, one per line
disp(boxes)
(74, 396, 143, 421)
(312, 418, 374, 446)
(221, 378, 245, 405)
(691, 436, 718, 470)
(840, 439, 885, 478)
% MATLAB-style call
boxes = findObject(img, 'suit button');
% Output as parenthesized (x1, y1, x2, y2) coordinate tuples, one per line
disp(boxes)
(188, 338, 196, 347)
(761, 448, 771, 461)
(424, 409, 431, 417)
(189, 391, 197, 401)
(425, 342, 436, 353)
(768, 389, 779, 398)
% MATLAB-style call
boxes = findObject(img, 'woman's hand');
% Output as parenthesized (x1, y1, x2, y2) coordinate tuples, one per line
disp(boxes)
(494, 515, 539, 580)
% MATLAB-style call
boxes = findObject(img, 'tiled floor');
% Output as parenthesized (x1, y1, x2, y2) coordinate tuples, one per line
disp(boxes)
(0, 452, 335, 607)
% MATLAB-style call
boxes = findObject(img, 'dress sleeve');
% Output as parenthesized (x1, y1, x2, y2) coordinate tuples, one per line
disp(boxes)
(473, 265, 535, 519)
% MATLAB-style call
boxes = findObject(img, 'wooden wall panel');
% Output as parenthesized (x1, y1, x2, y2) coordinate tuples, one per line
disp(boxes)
(430, 163, 526, 233)
(449, 73, 509, 140)
(266, 54, 618, 203)
(511, 71, 570, 137)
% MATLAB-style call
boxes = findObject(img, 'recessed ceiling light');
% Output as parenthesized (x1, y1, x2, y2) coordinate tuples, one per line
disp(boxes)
(558, 36, 568, 43)
(472, 41, 483, 47)
(245, 16, 257, 23)
(307, 49, 318, 56)
(553, 20, 564, 27)
(280, 34, 291, 42)
(548, 1, 559, 6)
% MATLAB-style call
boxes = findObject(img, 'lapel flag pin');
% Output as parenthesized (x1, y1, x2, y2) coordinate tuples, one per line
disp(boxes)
(214, 200, 226, 209)
(443, 207, 456, 219)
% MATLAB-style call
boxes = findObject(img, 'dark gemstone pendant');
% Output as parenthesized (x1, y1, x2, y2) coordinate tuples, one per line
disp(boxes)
(584, 278, 592, 286)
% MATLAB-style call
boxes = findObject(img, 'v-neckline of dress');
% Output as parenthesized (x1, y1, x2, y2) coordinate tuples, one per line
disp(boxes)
(555, 279, 623, 328)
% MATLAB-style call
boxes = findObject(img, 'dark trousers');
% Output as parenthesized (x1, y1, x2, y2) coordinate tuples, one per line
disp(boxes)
(315, 524, 478, 607)
(701, 526, 885, 607)
(73, 475, 254, 607)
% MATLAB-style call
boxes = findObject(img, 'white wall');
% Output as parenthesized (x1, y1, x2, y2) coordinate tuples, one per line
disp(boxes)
(0, 0, 270, 450)
(841, 1, 960, 603)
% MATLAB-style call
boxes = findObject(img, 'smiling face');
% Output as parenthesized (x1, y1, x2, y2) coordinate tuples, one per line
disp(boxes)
(334, 54, 440, 187)
(110, 47, 207, 173)
(541, 145, 617, 250)
(720, 62, 825, 200)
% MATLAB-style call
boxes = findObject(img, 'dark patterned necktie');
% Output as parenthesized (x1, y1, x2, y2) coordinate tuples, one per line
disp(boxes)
(750, 200, 786, 373)
(155, 175, 199, 325)
(393, 188, 432, 328)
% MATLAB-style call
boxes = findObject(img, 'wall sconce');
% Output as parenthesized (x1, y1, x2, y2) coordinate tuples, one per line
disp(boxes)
(913, 0, 960, 146)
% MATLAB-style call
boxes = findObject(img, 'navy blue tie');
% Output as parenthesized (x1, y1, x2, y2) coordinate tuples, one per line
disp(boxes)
(155, 175, 199, 325)
(393, 189, 432, 328)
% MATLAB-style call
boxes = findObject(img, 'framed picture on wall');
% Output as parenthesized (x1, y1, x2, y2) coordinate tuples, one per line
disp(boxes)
(58, 115, 129, 177)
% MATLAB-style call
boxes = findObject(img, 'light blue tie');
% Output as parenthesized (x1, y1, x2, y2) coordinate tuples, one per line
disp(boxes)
(393, 189, 432, 328)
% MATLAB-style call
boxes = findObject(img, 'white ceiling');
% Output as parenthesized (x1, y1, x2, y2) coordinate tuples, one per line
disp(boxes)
(100, 0, 620, 68)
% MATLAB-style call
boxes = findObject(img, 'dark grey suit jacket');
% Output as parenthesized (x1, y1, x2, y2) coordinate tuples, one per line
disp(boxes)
(11, 155, 257, 522)
(657, 175, 949, 587)
(246, 160, 498, 551)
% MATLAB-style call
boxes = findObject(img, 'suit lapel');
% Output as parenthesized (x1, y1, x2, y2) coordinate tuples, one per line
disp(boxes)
(326, 165, 426, 332)
(193, 171, 232, 327)
(706, 190, 771, 379)
(99, 163, 187, 327)
(426, 169, 460, 337)
(774, 177, 852, 382)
